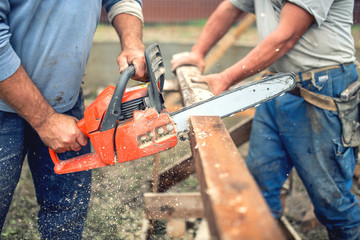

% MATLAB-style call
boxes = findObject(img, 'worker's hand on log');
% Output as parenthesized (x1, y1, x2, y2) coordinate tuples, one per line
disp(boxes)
(35, 112, 88, 153)
(171, 51, 205, 73)
(118, 44, 148, 82)
(192, 73, 231, 96)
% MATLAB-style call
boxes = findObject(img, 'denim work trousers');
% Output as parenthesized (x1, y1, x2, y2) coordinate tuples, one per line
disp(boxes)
(247, 63, 360, 240)
(0, 92, 91, 239)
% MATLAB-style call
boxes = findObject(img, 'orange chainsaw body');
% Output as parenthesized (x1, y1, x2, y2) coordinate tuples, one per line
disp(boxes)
(49, 43, 176, 174)
(115, 108, 177, 163)
(50, 85, 177, 174)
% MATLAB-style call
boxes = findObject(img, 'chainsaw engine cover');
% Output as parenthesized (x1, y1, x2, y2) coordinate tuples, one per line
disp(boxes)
(82, 84, 149, 134)
(114, 108, 177, 163)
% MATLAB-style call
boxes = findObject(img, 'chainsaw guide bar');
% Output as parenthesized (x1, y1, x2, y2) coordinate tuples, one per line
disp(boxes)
(170, 72, 296, 133)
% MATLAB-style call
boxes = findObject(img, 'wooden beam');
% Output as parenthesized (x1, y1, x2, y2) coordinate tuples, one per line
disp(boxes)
(154, 116, 253, 192)
(189, 116, 285, 240)
(153, 116, 253, 192)
(144, 192, 204, 220)
(354, 164, 360, 179)
(152, 154, 161, 193)
(156, 153, 194, 192)
(173, 61, 213, 107)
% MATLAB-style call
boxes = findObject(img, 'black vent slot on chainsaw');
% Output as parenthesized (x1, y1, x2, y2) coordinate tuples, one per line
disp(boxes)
(121, 98, 146, 120)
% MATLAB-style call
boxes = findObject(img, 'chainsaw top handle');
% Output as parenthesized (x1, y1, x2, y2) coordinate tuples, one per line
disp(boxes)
(100, 65, 135, 132)
(101, 43, 165, 132)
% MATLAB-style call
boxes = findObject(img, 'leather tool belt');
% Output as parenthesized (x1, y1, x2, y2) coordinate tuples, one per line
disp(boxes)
(263, 61, 360, 147)
(289, 62, 360, 147)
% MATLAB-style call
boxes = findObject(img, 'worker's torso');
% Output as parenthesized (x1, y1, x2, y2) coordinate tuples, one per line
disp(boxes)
(230, 0, 356, 73)
(1, 0, 102, 113)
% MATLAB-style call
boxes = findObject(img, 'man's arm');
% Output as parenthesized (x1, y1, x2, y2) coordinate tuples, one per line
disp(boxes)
(199, 2, 315, 95)
(112, 12, 147, 81)
(171, 0, 243, 73)
(223, 3, 314, 85)
(0, 0, 87, 153)
(0, 65, 88, 153)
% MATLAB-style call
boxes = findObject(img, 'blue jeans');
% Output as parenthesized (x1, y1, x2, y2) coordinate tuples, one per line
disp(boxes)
(247, 63, 360, 240)
(0, 92, 91, 239)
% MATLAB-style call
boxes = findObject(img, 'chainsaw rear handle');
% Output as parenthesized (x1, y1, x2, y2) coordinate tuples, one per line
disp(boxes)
(49, 150, 108, 174)
(48, 119, 108, 174)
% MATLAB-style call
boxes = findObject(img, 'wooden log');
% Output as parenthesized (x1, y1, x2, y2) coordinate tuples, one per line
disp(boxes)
(354, 164, 360, 180)
(189, 116, 285, 240)
(144, 192, 204, 220)
(151, 154, 162, 193)
(156, 153, 195, 193)
(173, 62, 213, 106)
(154, 116, 253, 192)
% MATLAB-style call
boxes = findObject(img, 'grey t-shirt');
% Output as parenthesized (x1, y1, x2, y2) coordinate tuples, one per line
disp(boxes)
(230, 0, 356, 73)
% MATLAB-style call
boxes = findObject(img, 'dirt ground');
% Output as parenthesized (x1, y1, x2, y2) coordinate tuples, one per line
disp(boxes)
(2, 23, 360, 239)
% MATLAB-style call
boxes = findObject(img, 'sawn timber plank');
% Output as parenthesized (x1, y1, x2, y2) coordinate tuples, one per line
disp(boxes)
(189, 115, 285, 240)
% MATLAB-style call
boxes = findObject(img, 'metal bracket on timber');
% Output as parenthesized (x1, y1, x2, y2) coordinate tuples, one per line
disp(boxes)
(189, 115, 285, 240)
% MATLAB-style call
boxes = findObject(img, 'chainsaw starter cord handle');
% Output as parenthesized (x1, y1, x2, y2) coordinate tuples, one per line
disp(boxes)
(101, 65, 136, 132)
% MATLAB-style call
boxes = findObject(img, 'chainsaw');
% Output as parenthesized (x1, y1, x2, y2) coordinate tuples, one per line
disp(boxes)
(49, 43, 296, 174)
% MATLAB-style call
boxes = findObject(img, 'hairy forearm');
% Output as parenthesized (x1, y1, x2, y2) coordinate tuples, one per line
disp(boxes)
(111, 13, 147, 81)
(0, 65, 88, 152)
(0, 65, 55, 129)
(112, 13, 143, 51)
(223, 31, 294, 84)
(192, 0, 243, 57)
(223, 2, 314, 87)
